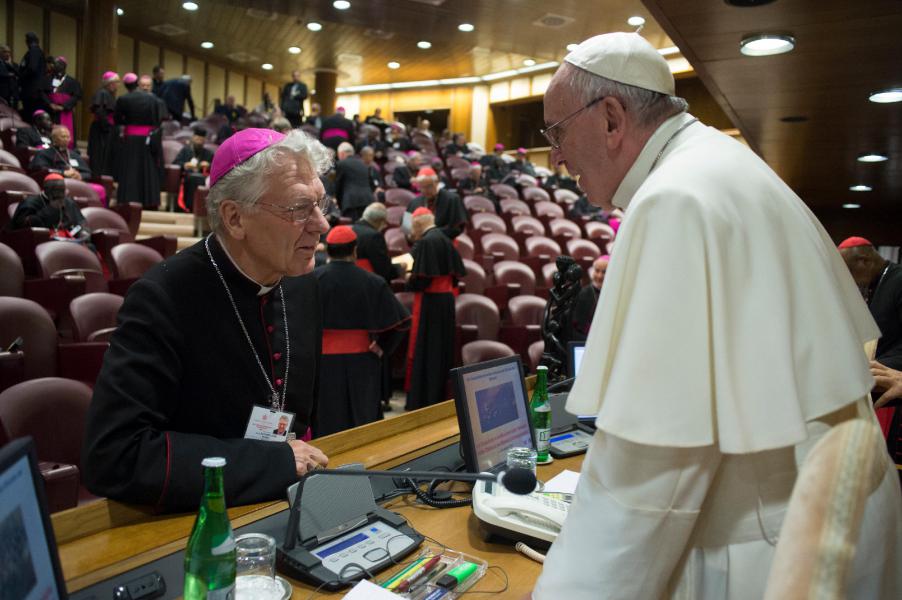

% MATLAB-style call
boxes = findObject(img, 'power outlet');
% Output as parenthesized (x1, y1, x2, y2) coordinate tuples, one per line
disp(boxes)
(113, 572, 166, 600)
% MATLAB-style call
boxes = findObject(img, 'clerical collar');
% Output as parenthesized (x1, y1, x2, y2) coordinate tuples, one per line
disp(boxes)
(213, 234, 280, 296)
(610, 112, 700, 211)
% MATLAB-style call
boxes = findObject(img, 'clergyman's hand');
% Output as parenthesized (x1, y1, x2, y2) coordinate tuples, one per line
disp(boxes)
(288, 440, 329, 476)
(870, 360, 902, 408)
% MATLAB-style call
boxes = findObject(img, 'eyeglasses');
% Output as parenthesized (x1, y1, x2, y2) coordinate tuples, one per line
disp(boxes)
(256, 197, 331, 225)
(540, 95, 606, 150)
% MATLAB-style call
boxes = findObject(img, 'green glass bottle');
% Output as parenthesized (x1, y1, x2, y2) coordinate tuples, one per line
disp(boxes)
(184, 457, 237, 600)
(530, 366, 552, 463)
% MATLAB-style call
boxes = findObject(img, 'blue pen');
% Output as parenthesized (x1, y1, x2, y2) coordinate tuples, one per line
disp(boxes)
(422, 588, 450, 600)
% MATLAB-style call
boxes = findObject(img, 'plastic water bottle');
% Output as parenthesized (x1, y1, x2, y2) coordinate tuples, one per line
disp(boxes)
(530, 366, 552, 463)
(184, 457, 237, 599)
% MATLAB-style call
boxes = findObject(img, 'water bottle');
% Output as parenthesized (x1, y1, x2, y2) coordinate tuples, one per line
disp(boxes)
(184, 457, 236, 599)
(529, 366, 552, 463)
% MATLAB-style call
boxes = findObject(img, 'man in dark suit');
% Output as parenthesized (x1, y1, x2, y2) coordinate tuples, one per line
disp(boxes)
(280, 70, 307, 128)
(334, 143, 375, 222)
(160, 74, 195, 122)
(18, 32, 49, 121)
(15, 109, 53, 148)
(0, 44, 20, 108)
(353, 202, 399, 284)
(29, 125, 91, 179)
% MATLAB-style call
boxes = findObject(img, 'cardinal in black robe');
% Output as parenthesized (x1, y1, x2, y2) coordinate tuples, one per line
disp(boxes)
(114, 87, 163, 208)
(405, 208, 466, 410)
(87, 72, 119, 177)
(405, 167, 467, 239)
(352, 204, 398, 284)
(313, 226, 410, 435)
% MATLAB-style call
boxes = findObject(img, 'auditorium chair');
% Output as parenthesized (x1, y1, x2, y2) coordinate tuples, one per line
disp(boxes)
(522, 186, 551, 204)
(541, 263, 558, 289)
(516, 174, 538, 188)
(553, 188, 580, 204)
(499, 198, 531, 219)
(533, 201, 566, 231)
(525, 236, 562, 262)
(471, 212, 507, 235)
(549, 218, 583, 250)
(584, 221, 616, 252)
(64, 178, 102, 206)
(455, 293, 500, 341)
(463, 195, 496, 214)
(110, 202, 143, 238)
(383, 160, 401, 175)
(511, 215, 546, 236)
(461, 340, 516, 366)
(455, 233, 475, 261)
(461, 259, 487, 295)
(386, 205, 406, 227)
(490, 183, 519, 200)
(0, 222, 51, 278)
(445, 156, 470, 171)
(384, 227, 410, 256)
(385, 188, 416, 208)
(0, 147, 22, 169)
(450, 167, 470, 183)
(0, 377, 96, 507)
(0, 297, 58, 385)
(161, 139, 186, 198)
(35, 240, 107, 297)
(567, 238, 602, 274)
(528, 340, 545, 373)
(110, 242, 163, 284)
(480, 232, 519, 262)
(492, 260, 536, 296)
(82, 206, 177, 260)
(500, 295, 546, 364)
(194, 186, 210, 235)
(69, 293, 123, 342)
(0, 241, 24, 297)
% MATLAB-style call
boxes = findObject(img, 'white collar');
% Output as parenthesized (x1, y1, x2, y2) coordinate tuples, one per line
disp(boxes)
(611, 112, 698, 210)
(214, 234, 279, 296)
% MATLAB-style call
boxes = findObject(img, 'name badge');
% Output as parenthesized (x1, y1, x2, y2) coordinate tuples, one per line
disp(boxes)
(69, 158, 79, 167)
(244, 405, 295, 442)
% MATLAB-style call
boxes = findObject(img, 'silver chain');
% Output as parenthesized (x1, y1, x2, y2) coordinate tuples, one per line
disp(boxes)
(205, 235, 290, 411)
(649, 117, 698, 174)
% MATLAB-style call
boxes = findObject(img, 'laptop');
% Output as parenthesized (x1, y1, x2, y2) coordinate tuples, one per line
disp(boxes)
(0, 437, 69, 600)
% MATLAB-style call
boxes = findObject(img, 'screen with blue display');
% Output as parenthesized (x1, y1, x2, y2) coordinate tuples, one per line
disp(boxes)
(315, 532, 369, 558)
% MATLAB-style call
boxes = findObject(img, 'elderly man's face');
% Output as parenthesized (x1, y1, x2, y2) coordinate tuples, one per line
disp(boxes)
(591, 258, 608, 289)
(0, 48, 10, 62)
(138, 77, 152, 92)
(240, 160, 329, 280)
(51, 128, 70, 148)
(418, 177, 438, 198)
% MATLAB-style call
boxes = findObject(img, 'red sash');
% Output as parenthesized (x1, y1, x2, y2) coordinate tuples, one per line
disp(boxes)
(356, 258, 374, 273)
(124, 125, 154, 136)
(322, 128, 350, 140)
(322, 329, 370, 355)
(876, 406, 895, 439)
(404, 275, 455, 390)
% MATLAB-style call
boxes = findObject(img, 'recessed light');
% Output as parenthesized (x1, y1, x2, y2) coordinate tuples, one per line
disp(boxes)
(842, 203, 861, 209)
(566, 43, 579, 52)
(739, 33, 796, 56)
(307, 22, 323, 32)
(387, 61, 400, 69)
(288, 46, 301, 54)
(458, 23, 474, 32)
(523, 59, 536, 67)
(658, 46, 680, 56)
(849, 185, 872, 192)
(627, 16, 645, 27)
(182, 1, 199, 11)
(333, 0, 351, 9)
(200, 41, 214, 49)
(857, 153, 888, 163)
(262, 63, 274, 71)
(780, 115, 808, 123)
(417, 41, 432, 49)
(116, 8, 124, 16)
(869, 88, 902, 104)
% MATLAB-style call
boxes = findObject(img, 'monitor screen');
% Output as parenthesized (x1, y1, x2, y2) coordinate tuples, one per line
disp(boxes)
(452, 356, 535, 473)
(0, 438, 67, 600)
(568, 342, 585, 378)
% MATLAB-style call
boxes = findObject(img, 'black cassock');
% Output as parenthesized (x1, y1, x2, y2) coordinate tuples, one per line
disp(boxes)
(313, 261, 409, 436)
(82, 235, 322, 512)
(114, 91, 163, 208)
(405, 227, 466, 410)
(406, 189, 468, 239)
(173, 144, 215, 211)
(352, 219, 396, 284)
(87, 87, 116, 177)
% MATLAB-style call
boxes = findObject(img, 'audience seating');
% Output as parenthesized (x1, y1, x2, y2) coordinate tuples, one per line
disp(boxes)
(385, 188, 416, 208)
(194, 186, 210, 235)
(110, 242, 163, 281)
(445, 156, 470, 171)
(499, 198, 531, 217)
(110, 202, 143, 238)
(82, 207, 177, 260)
(534, 201, 565, 223)
(161, 139, 185, 197)
(461, 340, 516, 366)
(527, 340, 544, 372)
(35, 240, 107, 297)
(471, 212, 507, 234)
(69, 293, 123, 342)
(567, 238, 602, 273)
(522, 186, 551, 204)
(511, 215, 546, 236)
(64, 179, 101, 206)
(0, 224, 51, 278)
(463, 195, 495, 214)
(480, 232, 519, 261)
(455, 234, 475, 261)
(0, 241, 24, 297)
(384, 227, 409, 256)
(461, 259, 487, 295)
(524, 236, 562, 260)
(493, 260, 536, 296)
(490, 183, 518, 200)
(541, 263, 558, 288)
(450, 167, 470, 182)
(0, 297, 57, 383)
(500, 295, 546, 363)
(584, 221, 616, 252)
(553, 188, 580, 204)
(455, 293, 500, 341)
(386, 205, 406, 227)
(516, 174, 538, 187)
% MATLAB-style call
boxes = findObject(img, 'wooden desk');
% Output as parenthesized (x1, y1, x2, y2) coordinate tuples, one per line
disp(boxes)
(54, 400, 582, 598)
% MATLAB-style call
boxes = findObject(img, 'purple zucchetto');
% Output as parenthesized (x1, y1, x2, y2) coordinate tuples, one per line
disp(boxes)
(209, 128, 286, 188)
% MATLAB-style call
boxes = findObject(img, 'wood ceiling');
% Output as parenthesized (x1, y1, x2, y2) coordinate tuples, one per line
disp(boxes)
(643, 0, 902, 218)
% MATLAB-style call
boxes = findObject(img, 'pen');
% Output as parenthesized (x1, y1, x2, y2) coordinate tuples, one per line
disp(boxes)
(397, 554, 442, 592)
(382, 555, 431, 590)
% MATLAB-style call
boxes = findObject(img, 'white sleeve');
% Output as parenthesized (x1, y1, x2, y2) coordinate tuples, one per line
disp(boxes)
(532, 432, 721, 600)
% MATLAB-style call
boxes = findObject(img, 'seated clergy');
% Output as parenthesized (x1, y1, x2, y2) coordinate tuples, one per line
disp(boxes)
(10, 172, 89, 243)
(173, 126, 215, 211)
(29, 125, 91, 180)
(82, 128, 331, 512)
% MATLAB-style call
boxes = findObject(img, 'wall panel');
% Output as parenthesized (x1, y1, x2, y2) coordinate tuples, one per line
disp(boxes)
(137, 41, 159, 81)
(48, 12, 77, 75)
(0, 1, 7, 53)
(117, 34, 134, 77)
(246, 76, 262, 109)
(163, 49, 183, 78)
(227, 70, 245, 106)
(186, 57, 205, 113)
(206, 64, 225, 115)
(13, 0, 42, 59)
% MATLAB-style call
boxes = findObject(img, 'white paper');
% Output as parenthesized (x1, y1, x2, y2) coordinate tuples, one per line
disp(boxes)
(342, 579, 398, 599)
(543, 469, 580, 494)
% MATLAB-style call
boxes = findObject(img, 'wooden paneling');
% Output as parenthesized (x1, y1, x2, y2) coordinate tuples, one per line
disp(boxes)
(265, 81, 280, 110)
(137, 41, 158, 80)
(0, 1, 7, 51)
(246, 76, 262, 109)
(227, 69, 245, 106)
(186, 56, 205, 112)
(162, 49, 182, 78)
(116, 34, 134, 76)
(12, 0, 42, 59)
(206, 63, 225, 114)
(48, 11, 77, 74)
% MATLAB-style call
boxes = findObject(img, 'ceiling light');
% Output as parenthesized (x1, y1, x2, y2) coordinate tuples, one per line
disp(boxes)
(417, 41, 432, 49)
(307, 22, 322, 32)
(288, 46, 301, 54)
(182, 2, 199, 11)
(482, 69, 519, 81)
(523, 59, 536, 66)
(869, 88, 902, 104)
(739, 33, 796, 56)
(200, 41, 214, 49)
(261, 63, 274, 71)
(116, 8, 124, 16)
(333, 0, 351, 9)
(842, 203, 861, 209)
(517, 61, 559, 74)
(857, 153, 888, 163)
(849, 185, 872, 192)
(387, 61, 400, 69)
(566, 43, 579, 52)
(627, 16, 646, 27)
(658, 46, 680, 56)
(458, 23, 474, 32)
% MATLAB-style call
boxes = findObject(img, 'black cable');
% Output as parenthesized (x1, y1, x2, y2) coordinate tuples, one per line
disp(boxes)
(405, 477, 472, 508)
(457, 565, 510, 595)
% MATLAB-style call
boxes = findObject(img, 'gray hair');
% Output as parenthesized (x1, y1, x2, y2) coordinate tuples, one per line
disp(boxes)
(565, 63, 688, 130)
(271, 117, 291, 133)
(207, 129, 333, 232)
(337, 142, 355, 156)
(362, 202, 387, 226)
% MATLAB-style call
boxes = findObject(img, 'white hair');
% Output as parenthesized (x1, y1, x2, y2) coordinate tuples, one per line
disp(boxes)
(337, 142, 355, 157)
(565, 62, 688, 130)
(207, 129, 332, 232)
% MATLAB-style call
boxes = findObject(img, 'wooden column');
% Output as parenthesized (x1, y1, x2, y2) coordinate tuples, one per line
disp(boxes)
(313, 69, 337, 115)
(78, 0, 118, 138)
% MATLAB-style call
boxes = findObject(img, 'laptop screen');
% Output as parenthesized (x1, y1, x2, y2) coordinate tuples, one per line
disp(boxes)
(568, 342, 585, 378)
(0, 438, 68, 600)
(452, 356, 535, 473)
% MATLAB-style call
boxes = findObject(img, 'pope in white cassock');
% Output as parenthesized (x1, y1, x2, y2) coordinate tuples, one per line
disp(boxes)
(530, 33, 902, 599)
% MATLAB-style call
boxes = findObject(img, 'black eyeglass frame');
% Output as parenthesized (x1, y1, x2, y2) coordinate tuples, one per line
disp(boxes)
(539, 95, 607, 149)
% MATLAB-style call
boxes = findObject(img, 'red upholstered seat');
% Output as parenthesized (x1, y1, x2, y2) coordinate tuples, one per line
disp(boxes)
(446, 156, 470, 171)
(461, 340, 516, 366)
(0, 241, 24, 297)
(524, 236, 562, 259)
(69, 292, 123, 342)
(528, 340, 545, 372)
(511, 215, 546, 236)
(516, 174, 538, 187)
(549, 218, 582, 239)
(494, 260, 536, 296)
(463, 195, 496, 214)
(584, 221, 616, 243)
(567, 238, 602, 261)
(541, 262, 558, 288)
(471, 212, 507, 234)
(384, 227, 410, 256)
(385, 188, 416, 208)
(0, 297, 57, 382)
(522, 186, 551, 204)
(82, 206, 131, 236)
(490, 183, 519, 200)
(450, 167, 470, 182)
(161, 139, 184, 165)
(480, 232, 519, 261)
(508, 295, 546, 326)
(64, 179, 101, 205)
(461, 259, 486, 295)
(0, 148, 22, 168)
(553, 188, 579, 204)
(499, 198, 531, 216)
(456, 233, 475, 261)
(0, 169, 40, 194)
(35, 240, 107, 294)
(533, 201, 565, 220)
(386, 205, 406, 228)
(455, 293, 500, 340)
(110, 202, 143, 237)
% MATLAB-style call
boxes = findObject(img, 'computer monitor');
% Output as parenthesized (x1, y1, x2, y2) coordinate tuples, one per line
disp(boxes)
(451, 355, 535, 474)
(567, 341, 585, 378)
(0, 437, 68, 600)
